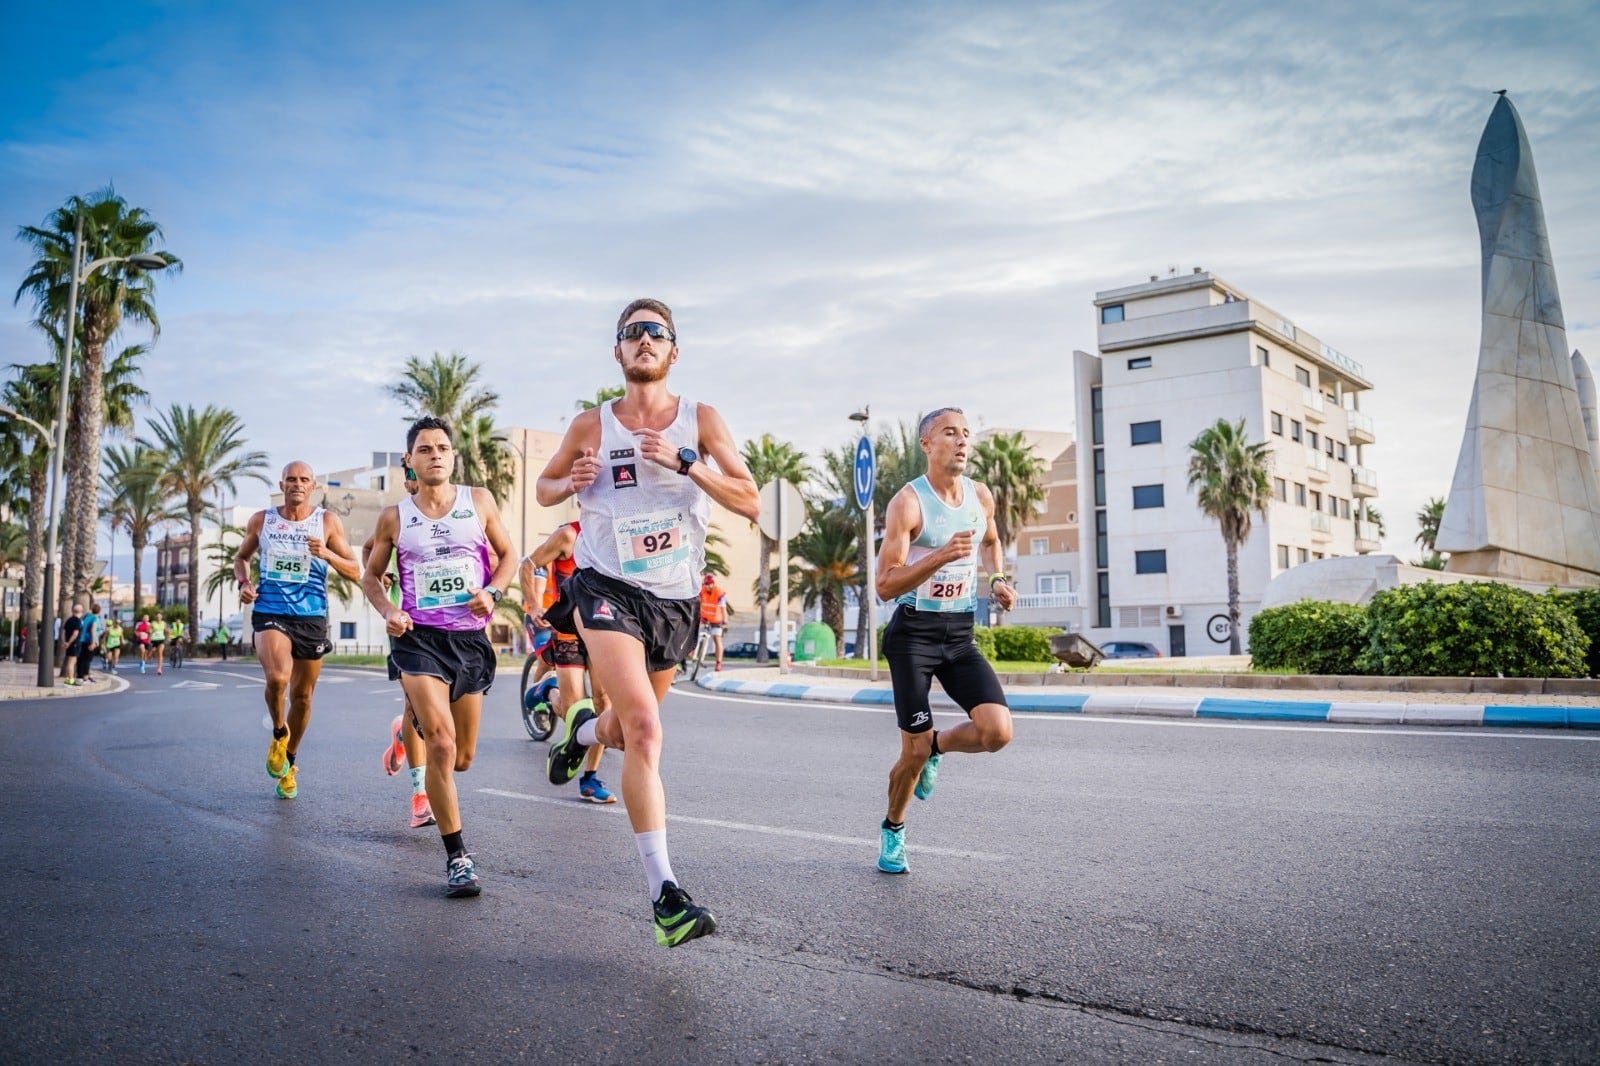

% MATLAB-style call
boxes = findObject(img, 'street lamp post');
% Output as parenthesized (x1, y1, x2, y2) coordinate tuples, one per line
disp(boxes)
(849, 407, 879, 681)
(31, 211, 168, 687)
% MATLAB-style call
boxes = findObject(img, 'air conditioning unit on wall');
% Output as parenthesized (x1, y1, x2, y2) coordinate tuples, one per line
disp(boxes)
(1164, 604, 1184, 619)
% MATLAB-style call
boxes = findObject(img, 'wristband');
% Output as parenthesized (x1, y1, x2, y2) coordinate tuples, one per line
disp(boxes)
(989, 573, 1010, 588)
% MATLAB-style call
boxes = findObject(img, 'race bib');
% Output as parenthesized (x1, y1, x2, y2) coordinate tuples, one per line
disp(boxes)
(416, 553, 480, 609)
(614, 509, 690, 576)
(265, 544, 312, 584)
(915, 560, 976, 613)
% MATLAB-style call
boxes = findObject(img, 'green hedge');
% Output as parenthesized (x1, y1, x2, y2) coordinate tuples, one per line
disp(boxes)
(991, 625, 1061, 663)
(1357, 582, 1589, 679)
(1247, 601, 1367, 675)
(973, 626, 997, 659)
(1554, 588, 1600, 678)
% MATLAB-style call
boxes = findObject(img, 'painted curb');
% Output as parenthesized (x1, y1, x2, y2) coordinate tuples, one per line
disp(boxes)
(694, 675, 1600, 729)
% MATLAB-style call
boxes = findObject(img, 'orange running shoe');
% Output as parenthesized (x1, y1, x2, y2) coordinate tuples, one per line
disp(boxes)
(382, 715, 405, 776)
(410, 792, 436, 828)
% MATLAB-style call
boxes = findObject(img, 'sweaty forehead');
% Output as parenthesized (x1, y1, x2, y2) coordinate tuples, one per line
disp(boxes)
(411, 430, 452, 449)
(282, 462, 314, 480)
(627, 310, 668, 325)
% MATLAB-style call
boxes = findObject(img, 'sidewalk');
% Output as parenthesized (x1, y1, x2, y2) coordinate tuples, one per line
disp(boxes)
(0, 660, 131, 701)
(696, 665, 1600, 729)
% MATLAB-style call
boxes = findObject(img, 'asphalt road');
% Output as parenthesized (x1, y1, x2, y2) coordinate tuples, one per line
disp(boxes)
(2, 661, 1597, 1064)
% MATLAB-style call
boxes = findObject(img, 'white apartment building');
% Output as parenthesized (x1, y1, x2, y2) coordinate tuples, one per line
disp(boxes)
(1071, 270, 1379, 655)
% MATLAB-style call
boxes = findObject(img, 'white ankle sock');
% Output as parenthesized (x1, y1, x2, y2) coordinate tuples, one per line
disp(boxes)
(634, 829, 676, 899)
(409, 765, 426, 795)
(576, 718, 599, 746)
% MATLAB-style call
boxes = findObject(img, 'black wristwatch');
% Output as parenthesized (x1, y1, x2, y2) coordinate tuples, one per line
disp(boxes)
(677, 447, 698, 475)
(486, 586, 504, 604)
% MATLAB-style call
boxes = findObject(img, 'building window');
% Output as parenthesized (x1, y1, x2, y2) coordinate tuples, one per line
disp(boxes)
(1308, 430, 1320, 450)
(1277, 545, 1290, 568)
(1134, 550, 1168, 575)
(1091, 387, 1103, 446)
(1258, 345, 1271, 367)
(339, 622, 357, 640)
(1130, 421, 1162, 445)
(1095, 511, 1108, 568)
(1298, 547, 1309, 564)
(1271, 412, 1283, 435)
(1313, 552, 1324, 560)
(1093, 448, 1106, 507)
(1310, 490, 1322, 510)
(1038, 573, 1072, 595)
(1101, 304, 1125, 324)
(1336, 442, 1347, 462)
(1340, 498, 1350, 519)
(1295, 366, 1312, 386)
(1329, 495, 1339, 516)
(1291, 420, 1303, 442)
(1127, 356, 1152, 370)
(1132, 484, 1165, 509)
(1030, 537, 1049, 555)
(1067, 511, 1077, 524)
(1274, 477, 1288, 502)
(1096, 572, 1111, 628)
(1295, 483, 1307, 506)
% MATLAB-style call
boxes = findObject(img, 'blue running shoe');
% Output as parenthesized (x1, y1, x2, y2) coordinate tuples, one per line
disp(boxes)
(547, 699, 595, 785)
(579, 772, 617, 804)
(445, 853, 481, 898)
(914, 753, 941, 801)
(877, 824, 908, 874)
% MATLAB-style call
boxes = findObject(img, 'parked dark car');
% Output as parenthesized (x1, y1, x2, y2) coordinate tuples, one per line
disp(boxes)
(724, 641, 761, 659)
(1100, 640, 1161, 659)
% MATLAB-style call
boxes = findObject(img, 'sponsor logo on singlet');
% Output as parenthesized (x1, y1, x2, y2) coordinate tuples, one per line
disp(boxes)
(610, 448, 635, 460)
(429, 523, 449, 538)
(612, 464, 637, 489)
(451, 509, 472, 519)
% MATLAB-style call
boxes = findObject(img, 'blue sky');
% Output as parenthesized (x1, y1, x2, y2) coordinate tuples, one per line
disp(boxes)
(4, 0, 1599, 567)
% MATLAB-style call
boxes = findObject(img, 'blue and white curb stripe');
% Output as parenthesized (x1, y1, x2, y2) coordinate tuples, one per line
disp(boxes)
(695, 675, 1600, 729)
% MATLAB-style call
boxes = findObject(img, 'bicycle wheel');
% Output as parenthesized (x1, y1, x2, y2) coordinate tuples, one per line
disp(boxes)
(519, 655, 556, 740)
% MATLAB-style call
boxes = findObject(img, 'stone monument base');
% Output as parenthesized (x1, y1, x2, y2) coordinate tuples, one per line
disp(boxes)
(1258, 554, 1593, 612)
(1445, 549, 1600, 589)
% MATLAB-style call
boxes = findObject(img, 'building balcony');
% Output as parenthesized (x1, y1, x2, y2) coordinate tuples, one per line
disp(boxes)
(1354, 520, 1381, 554)
(1310, 511, 1332, 539)
(1306, 448, 1329, 481)
(1347, 408, 1375, 445)
(1302, 386, 1325, 422)
(1013, 593, 1081, 610)
(1351, 466, 1378, 497)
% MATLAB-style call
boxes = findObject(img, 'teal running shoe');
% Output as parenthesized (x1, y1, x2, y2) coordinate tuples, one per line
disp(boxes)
(913, 753, 941, 801)
(653, 881, 716, 947)
(877, 824, 908, 874)
(546, 699, 596, 785)
(445, 853, 481, 898)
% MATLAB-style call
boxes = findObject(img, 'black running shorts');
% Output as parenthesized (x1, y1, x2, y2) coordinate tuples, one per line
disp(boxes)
(387, 624, 496, 703)
(252, 613, 333, 661)
(882, 605, 1008, 734)
(553, 568, 697, 674)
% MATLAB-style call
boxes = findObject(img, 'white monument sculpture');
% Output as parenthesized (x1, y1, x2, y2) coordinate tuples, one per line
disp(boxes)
(1435, 93, 1600, 588)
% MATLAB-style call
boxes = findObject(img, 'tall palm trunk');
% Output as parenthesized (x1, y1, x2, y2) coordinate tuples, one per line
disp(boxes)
(23, 462, 46, 662)
(823, 587, 845, 648)
(130, 527, 147, 616)
(68, 334, 109, 607)
(852, 535, 869, 656)
(1225, 535, 1242, 656)
(187, 502, 203, 638)
(756, 534, 773, 664)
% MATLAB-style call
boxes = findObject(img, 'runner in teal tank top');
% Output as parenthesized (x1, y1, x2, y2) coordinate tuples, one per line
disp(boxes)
(873, 407, 1018, 876)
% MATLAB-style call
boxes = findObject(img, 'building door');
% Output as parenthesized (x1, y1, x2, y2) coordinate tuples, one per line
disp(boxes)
(1168, 625, 1187, 658)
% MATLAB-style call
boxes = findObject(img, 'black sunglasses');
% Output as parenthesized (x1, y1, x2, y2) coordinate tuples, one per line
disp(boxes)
(616, 321, 675, 343)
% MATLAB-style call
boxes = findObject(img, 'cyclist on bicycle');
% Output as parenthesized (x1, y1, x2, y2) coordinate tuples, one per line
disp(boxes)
(521, 519, 615, 803)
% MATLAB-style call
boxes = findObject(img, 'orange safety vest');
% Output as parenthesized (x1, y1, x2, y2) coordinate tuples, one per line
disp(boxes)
(699, 582, 726, 625)
(541, 523, 580, 610)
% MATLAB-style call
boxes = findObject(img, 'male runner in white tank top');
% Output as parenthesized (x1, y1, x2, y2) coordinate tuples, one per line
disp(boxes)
(362, 417, 517, 897)
(873, 408, 1018, 875)
(536, 297, 760, 946)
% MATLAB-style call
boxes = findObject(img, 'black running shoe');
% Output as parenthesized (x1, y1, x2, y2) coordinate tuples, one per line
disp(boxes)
(653, 881, 717, 947)
(546, 701, 596, 785)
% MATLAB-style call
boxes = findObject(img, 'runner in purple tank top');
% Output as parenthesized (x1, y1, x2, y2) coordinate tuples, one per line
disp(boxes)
(362, 416, 517, 898)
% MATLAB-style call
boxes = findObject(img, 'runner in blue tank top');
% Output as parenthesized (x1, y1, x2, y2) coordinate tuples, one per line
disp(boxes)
(873, 408, 1018, 875)
(362, 416, 517, 898)
(235, 461, 363, 801)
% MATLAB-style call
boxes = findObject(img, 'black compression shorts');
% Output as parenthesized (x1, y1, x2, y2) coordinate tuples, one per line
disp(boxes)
(882, 605, 1007, 734)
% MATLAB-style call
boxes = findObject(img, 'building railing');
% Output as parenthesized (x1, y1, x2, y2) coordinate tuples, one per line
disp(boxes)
(1347, 408, 1375, 441)
(1302, 386, 1325, 418)
(1355, 520, 1381, 544)
(1012, 593, 1081, 610)
(1306, 448, 1329, 474)
(1351, 466, 1378, 494)
(1320, 341, 1365, 380)
(1310, 511, 1332, 534)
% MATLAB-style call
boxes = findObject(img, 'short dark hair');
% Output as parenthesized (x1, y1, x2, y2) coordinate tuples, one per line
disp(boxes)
(918, 407, 965, 440)
(616, 298, 675, 337)
(406, 415, 453, 453)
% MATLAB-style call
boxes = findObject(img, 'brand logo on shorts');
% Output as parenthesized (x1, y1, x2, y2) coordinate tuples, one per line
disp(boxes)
(592, 599, 614, 621)
(610, 448, 635, 460)
(909, 711, 930, 727)
(612, 464, 637, 489)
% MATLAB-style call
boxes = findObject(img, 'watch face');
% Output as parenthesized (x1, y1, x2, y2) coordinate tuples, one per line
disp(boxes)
(678, 447, 698, 464)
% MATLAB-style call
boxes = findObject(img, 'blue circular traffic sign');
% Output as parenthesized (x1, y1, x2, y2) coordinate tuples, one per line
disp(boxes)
(853, 435, 875, 510)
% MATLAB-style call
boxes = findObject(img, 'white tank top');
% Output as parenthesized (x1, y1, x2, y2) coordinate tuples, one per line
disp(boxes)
(573, 397, 709, 599)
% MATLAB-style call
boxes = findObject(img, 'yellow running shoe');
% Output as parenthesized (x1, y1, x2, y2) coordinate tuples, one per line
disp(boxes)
(275, 764, 298, 799)
(266, 732, 290, 778)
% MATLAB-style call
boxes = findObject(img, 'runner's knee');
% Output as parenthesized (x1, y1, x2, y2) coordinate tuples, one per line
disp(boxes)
(976, 711, 1012, 752)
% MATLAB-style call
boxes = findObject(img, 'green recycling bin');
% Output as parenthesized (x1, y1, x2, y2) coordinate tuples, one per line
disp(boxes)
(793, 621, 836, 662)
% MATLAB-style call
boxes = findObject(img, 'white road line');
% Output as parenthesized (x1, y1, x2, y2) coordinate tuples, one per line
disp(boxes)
(674, 688, 1600, 742)
(479, 788, 1010, 862)
(205, 669, 266, 685)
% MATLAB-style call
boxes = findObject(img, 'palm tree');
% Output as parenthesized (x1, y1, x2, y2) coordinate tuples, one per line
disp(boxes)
(202, 524, 249, 603)
(387, 351, 512, 490)
(740, 434, 810, 663)
(457, 411, 517, 505)
(1415, 497, 1446, 566)
(1361, 505, 1386, 538)
(790, 504, 859, 647)
(102, 443, 184, 615)
(145, 404, 270, 635)
(2, 365, 58, 655)
(1185, 418, 1273, 655)
(13, 189, 178, 607)
(970, 431, 1048, 555)
(703, 527, 731, 578)
(576, 385, 625, 411)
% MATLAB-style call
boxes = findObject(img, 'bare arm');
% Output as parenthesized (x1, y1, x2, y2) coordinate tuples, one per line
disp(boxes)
(535, 409, 603, 506)
(974, 482, 1016, 610)
(233, 511, 266, 604)
(312, 513, 364, 583)
(693, 403, 760, 521)
(361, 506, 404, 626)
(521, 525, 576, 627)
(469, 487, 519, 618)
